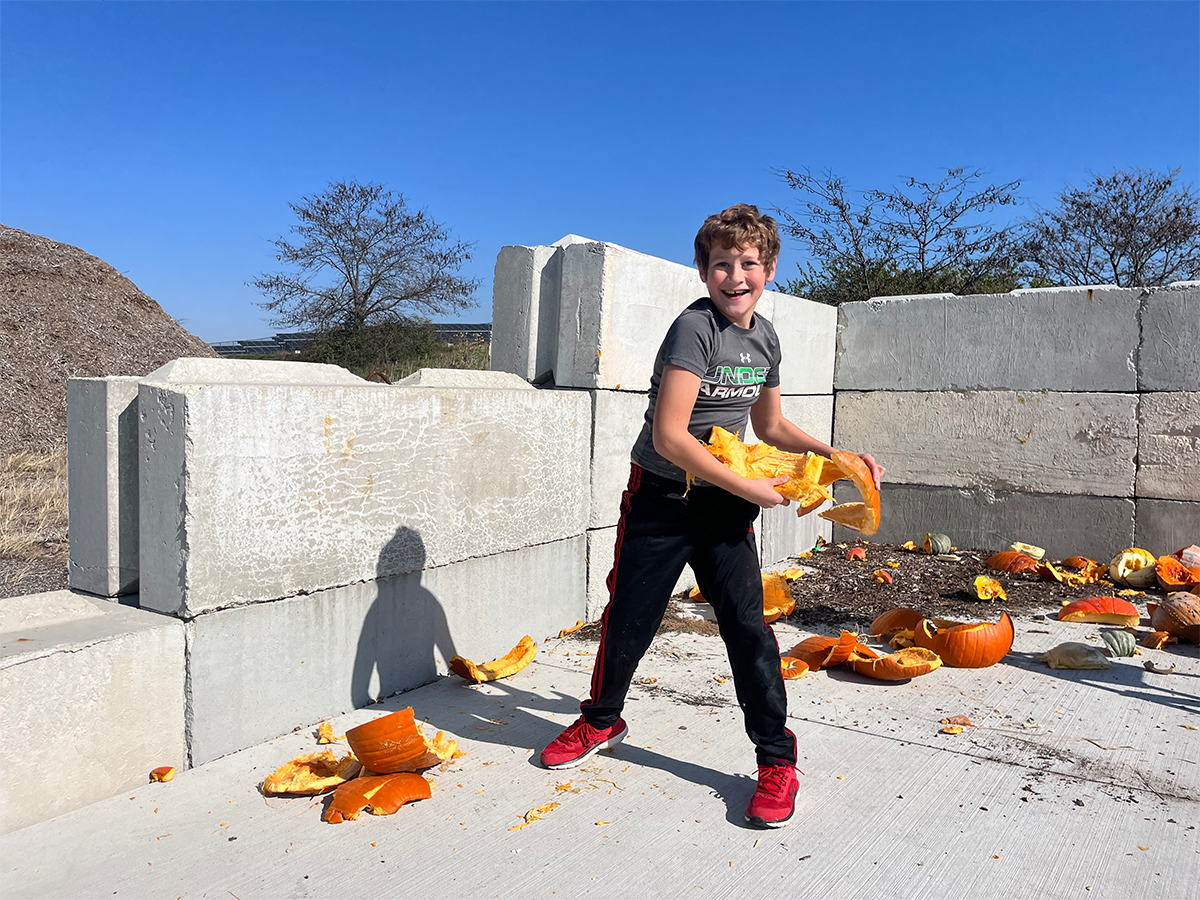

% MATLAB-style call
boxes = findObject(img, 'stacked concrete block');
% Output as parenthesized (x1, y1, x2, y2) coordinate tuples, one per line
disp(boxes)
(137, 364, 591, 617)
(187, 536, 585, 764)
(66, 376, 142, 596)
(0, 591, 185, 834)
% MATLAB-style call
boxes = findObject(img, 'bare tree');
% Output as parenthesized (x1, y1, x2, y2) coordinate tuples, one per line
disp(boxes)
(1021, 168, 1200, 287)
(774, 167, 1027, 305)
(252, 181, 478, 333)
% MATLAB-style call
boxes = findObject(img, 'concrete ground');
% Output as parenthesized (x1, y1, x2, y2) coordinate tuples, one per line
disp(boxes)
(3, 613, 1197, 900)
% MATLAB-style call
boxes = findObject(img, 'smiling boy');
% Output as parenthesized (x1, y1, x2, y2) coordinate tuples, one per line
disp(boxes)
(540, 204, 884, 827)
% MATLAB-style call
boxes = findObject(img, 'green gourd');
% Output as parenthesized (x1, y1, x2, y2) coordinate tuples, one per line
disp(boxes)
(1100, 629, 1137, 657)
(923, 533, 952, 555)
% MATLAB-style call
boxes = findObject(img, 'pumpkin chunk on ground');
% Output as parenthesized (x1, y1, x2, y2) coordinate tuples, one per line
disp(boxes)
(449, 635, 537, 682)
(345, 707, 464, 774)
(262, 751, 362, 795)
(324, 773, 431, 823)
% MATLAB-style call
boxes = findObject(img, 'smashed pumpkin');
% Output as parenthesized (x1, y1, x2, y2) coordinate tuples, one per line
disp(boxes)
(1150, 592, 1200, 644)
(985, 551, 1039, 575)
(923, 533, 952, 555)
(780, 657, 811, 679)
(149, 766, 175, 783)
(1039, 642, 1112, 670)
(1155, 556, 1200, 592)
(846, 644, 942, 681)
(973, 575, 1007, 601)
(1100, 629, 1138, 658)
(345, 708, 462, 775)
(1108, 548, 1158, 588)
(913, 612, 1014, 668)
(262, 751, 362, 795)
(1058, 596, 1140, 627)
(869, 607, 924, 637)
(324, 773, 431, 824)
(785, 630, 859, 672)
(701, 426, 836, 508)
(817, 451, 881, 536)
(449, 635, 537, 682)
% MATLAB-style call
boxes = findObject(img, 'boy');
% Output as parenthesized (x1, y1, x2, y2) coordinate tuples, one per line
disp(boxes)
(539, 204, 885, 827)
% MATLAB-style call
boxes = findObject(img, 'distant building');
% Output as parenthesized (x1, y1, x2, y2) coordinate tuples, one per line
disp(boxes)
(211, 324, 492, 357)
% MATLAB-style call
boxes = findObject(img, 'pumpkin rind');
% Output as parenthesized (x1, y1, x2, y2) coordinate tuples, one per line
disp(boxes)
(985, 551, 1039, 574)
(869, 607, 924, 636)
(1155, 556, 1200, 592)
(973, 575, 1007, 601)
(345, 708, 462, 774)
(1108, 548, 1158, 588)
(815, 451, 881, 536)
(1038, 642, 1112, 670)
(785, 630, 858, 671)
(262, 751, 362, 795)
(1150, 592, 1200, 643)
(923, 533, 952, 555)
(449, 635, 537, 682)
(324, 773, 431, 824)
(913, 612, 1014, 668)
(762, 572, 795, 624)
(1058, 596, 1140, 627)
(780, 657, 810, 679)
(847, 646, 942, 681)
(1100, 629, 1138, 657)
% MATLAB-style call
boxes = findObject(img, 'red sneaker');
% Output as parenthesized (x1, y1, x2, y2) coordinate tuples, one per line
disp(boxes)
(540, 716, 628, 769)
(744, 762, 798, 827)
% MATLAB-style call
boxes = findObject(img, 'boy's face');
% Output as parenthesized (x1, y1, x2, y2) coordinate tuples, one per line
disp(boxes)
(700, 243, 777, 329)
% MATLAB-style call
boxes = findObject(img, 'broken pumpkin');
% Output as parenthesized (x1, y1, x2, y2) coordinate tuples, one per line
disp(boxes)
(449, 635, 537, 682)
(324, 773, 431, 824)
(262, 751, 362, 795)
(846, 645, 942, 681)
(344, 708, 462, 775)
(1058, 596, 1140, 627)
(913, 612, 1014, 668)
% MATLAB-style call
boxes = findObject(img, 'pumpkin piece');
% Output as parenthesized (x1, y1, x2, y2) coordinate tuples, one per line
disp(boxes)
(869, 607, 924, 636)
(324, 773, 431, 824)
(1060, 557, 1110, 583)
(1142, 631, 1176, 650)
(1100, 629, 1138, 657)
(762, 572, 795, 624)
(985, 551, 1039, 574)
(345, 708, 462, 775)
(785, 630, 859, 671)
(1009, 542, 1045, 560)
(701, 427, 835, 508)
(1062, 556, 1097, 570)
(449, 635, 537, 682)
(686, 585, 705, 601)
(558, 620, 585, 637)
(846, 547, 867, 561)
(974, 575, 1007, 601)
(940, 725, 965, 734)
(1038, 642, 1112, 670)
(889, 633, 915, 649)
(1172, 545, 1200, 569)
(872, 569, 893, 584)
(1144, 660, 1177, 675)
(1038, 562, 1106, 588)
(1108, 548, 1158, 588)
(817, 452, 881, 536)
(1058, 596, 1140, 627)
(847, 645, 941, 681)
(262, 751, 362, 795)
(923, 533, 952, 555)
(901, 540, 919, 552)
(317, 722, 344, 744)
(149, 766, 175, 783)
(778, 567, 805, 582)
(508, 801, 562, 831)
(1154, 556, 1200, 592)
(780, 657, 810, 679)
(1150, 592, 1200, 644)
(940, 715, 975, 727)
(913, 612, 1014, 668)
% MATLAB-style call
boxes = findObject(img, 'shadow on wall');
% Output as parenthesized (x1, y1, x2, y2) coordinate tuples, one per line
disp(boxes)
(351, 526, 459, 708)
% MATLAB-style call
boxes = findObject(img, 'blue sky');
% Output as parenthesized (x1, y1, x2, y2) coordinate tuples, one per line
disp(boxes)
(3, 1, 1197, 343)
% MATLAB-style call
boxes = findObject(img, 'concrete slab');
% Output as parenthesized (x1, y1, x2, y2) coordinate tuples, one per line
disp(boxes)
(768, 293, 837, 395)
(393, 368, 533, 389)
(489, 244, 562, 384)
(834, 482, 1135, 561)
(1134, 499, 1200, 557)
(0, 591, 185, 834)
(186, 537, 585, 765)
(137, 381, 590, 616)
(1137, 392, 1200, 501)
(146, 357, 366, 385)
(66, 376, 141, 596)
(589, 389, 648, 529)
(586, 527, 696, 621)
(835, 287, 1142, 391)
(834, 391, 1139, 497)
(1140, 283, 1200, 391)
(4, 615, 1194, 899)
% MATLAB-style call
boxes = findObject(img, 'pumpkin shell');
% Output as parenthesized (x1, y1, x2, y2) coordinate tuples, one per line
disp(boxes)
(1058, 596, 1140, 627)
(785, 630, 859, 671)
(762, 573, 796, 624)
(913, 612, 1014, 668)
(869, 607, 924, 636)
(1142, 631, 1176, 649)
(780, 657, 810, 679)
(1039, 642, 1112, 670)
(985, 551, 1039, 574)
(1173, 545, 1200, 569)
(1108, 548, 1158, 587)
(345, 708, 461, 774)
(1150, 592, 1200, 643)
(974, 575, 1007, 601)
(923, 533, 952, 555)
(262, 751, 362, 795)
(1100, 629, 1138, 657)
(847, 645, 942, 681)
(449, 635, 537, 682)
(1155, 556, 1200, 592)
(816, 451, 881, 536)
(324, 773, 431, 824)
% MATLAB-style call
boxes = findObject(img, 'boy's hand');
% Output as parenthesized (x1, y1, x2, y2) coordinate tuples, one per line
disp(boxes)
(859, 453, 886, 490)
(741, 475, 792, 509)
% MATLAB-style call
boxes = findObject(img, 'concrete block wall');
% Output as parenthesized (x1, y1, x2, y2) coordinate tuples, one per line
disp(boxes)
(831, 283, 1199, 560)
(490, 237, 838, 618)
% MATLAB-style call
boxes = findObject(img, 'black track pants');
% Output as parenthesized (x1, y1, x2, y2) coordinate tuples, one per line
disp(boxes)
(581, 464, 797, 767)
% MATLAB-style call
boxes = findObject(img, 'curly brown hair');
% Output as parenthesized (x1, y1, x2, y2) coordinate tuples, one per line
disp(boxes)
(693, 203, 781, 276)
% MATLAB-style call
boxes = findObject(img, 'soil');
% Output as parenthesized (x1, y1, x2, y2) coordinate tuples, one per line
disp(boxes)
(572, 537, 1159, 642)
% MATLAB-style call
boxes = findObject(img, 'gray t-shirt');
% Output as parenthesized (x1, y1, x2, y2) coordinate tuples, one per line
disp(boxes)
(630, 298, 782, 483)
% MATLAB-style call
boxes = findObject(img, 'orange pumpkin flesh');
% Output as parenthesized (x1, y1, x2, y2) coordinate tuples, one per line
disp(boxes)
(702, 426, 834, 508)
(689, 572, 795, 623)
(985, 551, 1039, 575)
(869, 607, 924, 636)
(149, 766, 176, 783)
(324, 773, 431, 824)
(262, 751, 362, 795)
(345, 708, 461, 775)
(1155, 556, 1200, 592)
(847, 646, 942, 681)
(914, 612, 1014, 668)
(780, 657, 810, 679)
(449, 635, 537, 682)
(1058, 596, 1140, 627)
(785, 630, 858, 672)
(817, 452, 881, 536)
(1142, 631, 1177, 650)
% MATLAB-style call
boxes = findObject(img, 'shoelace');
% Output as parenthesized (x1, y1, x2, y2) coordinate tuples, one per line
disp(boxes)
(756, 765, 793, 793)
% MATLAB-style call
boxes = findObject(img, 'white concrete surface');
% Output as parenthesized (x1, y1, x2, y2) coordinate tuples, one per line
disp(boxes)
(1135, 499, 1200, 558)
(835, 287, 1142, 391)
(833, 482, 1136, 561)
(1137, 392, 1200, 501)
(1140, 283, 1200, 391)
(589, 389, 648, 529)
(489, 244, 563, 383)
(146, 357, 367, 385)
(187, 537, 585, 765)
(394, 368, 533, 389)
(0, 591, 185, 834)
(771, 294, 837, 395)
(834, 390, 1139, 497)
(66, 376, 141, 596)
(137, 380, 591, 616)
(4, 614, 1195, 899)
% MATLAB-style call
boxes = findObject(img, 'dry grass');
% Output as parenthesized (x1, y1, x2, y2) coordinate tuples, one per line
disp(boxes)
(378, 340, 491, 382)
(0, 449, 69, 563)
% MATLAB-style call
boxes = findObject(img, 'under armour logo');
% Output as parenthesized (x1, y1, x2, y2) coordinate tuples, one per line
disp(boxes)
(739, 353, 752, 363)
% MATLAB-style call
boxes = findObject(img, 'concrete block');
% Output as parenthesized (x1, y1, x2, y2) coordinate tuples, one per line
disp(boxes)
(834, 391, 1138, 497)
(67, 376, 141, 596)
(187, 537, 585, 764)
(1134, 499, 1200, 557)
(835, 287, 1142, 391)
(138, 380, 591, 616)
(0, 591, 185, 834)
(146, 357, 366, 385)
(395, 368, 533, 390)
(1137, 392, 1200, 501)
(489, 244, 562, 384)
(1139, 283, 1200, 391)
(585, 527, 696, 622)
(831, 482, 1134, 562)
(589, 390, 649, 529)
(769, 294, 837, 395)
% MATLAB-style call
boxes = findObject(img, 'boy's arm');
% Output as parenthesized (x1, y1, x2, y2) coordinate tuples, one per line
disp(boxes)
(653, 365, 791, 509)
(750, 386, 886, 489)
